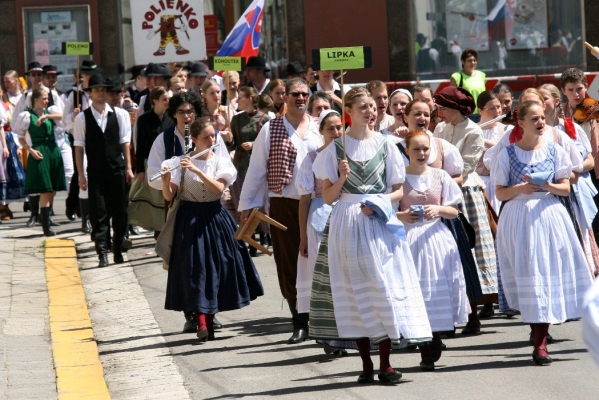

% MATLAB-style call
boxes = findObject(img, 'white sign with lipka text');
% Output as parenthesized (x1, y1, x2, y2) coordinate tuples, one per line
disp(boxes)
(131, 0, 206, 64)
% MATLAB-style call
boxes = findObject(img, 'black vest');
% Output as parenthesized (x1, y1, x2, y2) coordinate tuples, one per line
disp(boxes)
(163, 126, 184, 159)
(143, 95, 152, 112)
(310, 84, 343, 114)
(48, 91, 55, 107)
(84, 107, 125, 174)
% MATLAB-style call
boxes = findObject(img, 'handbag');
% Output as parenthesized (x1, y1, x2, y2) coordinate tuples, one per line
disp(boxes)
(482, 192, 498, 240)
(155, 169, 186, 269)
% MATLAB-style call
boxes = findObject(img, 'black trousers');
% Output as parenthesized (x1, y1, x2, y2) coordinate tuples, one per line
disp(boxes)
(88, 171, 128, 254)
(65, 135, 80, 212)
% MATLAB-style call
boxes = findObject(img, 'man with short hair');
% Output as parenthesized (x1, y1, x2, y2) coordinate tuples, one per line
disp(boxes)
(188, 62, 208, 94)
(307, 91, 332, 119)
(73, 74, 133, 268)
(245, 56, 270, 94)
(365, 80, 394, 131)
(239, 78, 322, 344)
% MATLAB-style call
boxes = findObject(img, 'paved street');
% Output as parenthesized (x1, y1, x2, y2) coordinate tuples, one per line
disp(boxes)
(1, 192, 599, 399)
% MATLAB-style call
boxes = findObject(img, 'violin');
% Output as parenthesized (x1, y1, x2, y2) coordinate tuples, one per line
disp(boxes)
(572, 97, 599, 124)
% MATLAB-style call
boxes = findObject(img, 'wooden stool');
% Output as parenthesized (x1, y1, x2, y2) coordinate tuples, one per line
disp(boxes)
(235, 208, 287, 256)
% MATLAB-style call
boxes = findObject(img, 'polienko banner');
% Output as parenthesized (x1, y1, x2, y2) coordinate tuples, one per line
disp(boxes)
(312, 46, 372, 71)
(130, 0, 206, 64)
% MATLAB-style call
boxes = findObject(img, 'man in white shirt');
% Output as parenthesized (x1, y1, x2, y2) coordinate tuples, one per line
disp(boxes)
(245, 56, 270, 94)
(309, 70, 352, 114)
(73, 75, 133, 268)
(239, 78, 322, 344)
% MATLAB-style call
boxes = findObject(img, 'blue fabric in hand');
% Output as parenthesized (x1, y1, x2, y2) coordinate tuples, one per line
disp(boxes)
(529, 171, 553, 186)
(409, 205, 424, 222)
(362, 194, 406, 240)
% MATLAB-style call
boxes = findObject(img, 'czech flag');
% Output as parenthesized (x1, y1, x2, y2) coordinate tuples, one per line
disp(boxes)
(217, 0, 264, 59)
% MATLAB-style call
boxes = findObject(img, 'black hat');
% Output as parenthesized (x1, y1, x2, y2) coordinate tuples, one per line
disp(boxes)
(85, 75, 111, 91)
(80, 60, 103, 75)
(147, 63, 172, 78)
(286, 61, 304, 77)
(246, 56, 270, 72)
(140, 63, 155, 77)
(130, 65, 145, 80)
(189, 62, 208, 76)
(25, 62, 43, 75)
(105, 77, 124, 92)
(42, 65, 62, 75)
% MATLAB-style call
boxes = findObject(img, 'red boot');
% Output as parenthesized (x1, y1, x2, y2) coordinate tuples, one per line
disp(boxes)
(195, 312, 208, 341)
(532, 323, 552, 365)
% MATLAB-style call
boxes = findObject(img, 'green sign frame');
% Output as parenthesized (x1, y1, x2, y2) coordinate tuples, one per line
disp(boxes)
(62, 42, 93, 56)
(208, 56, 246, 71)
(312, 46, 372, 71)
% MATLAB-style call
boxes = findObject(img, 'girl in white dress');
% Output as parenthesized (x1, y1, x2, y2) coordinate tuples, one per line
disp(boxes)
(492, 101, 592, 365)
(396, 130, 468, 371)
(311, 88, 431, 383)
(476, 91, 507, 213)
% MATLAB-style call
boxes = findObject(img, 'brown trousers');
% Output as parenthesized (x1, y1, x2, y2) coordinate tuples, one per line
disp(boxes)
(269, 197, 301, 299)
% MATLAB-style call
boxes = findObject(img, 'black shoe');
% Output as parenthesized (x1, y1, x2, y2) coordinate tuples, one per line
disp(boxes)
(98, 254, 109, 267)
(113, 252, 125, 264)
(249, 245, 257, 257)
(431, 343, 444, 362)
(128, 225, 140, 235)
(419, 361, 435, 371)
(23, 202, 31, 212)
(26, 213, 39, 227)
(357, 374, 374, 384)
(213, 317, 223, 330)
(65, 208, 77, 221)
(49, 217, 60, 227)
(323, 344, 348, 356)
(287, 327, 308, 344)
(378, 369, 402, 383)
(461, 322, 481, 335)
(183, 312, 197, 333)
(532, 349, 553, 365)
(478, 307, 495, 319)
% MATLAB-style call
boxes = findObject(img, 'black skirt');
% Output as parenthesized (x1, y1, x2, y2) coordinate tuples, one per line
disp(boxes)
(165, 200, 264, 313)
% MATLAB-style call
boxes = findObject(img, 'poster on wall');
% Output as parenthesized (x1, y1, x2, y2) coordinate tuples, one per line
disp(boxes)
(445, 0, 490, 53)
(130, 0, 206, 64)
(503, 0, 548, 50)
(32, 20, 78, 74)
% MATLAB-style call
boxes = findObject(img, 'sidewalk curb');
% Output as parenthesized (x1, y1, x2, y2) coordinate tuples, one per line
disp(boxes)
(45, 238, 110, 400)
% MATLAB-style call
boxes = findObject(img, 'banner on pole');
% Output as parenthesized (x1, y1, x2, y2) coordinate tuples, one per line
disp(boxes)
(62, 42, 93, 56)
(312, 46, 372, 71)
(130, 0, 206, 64)
(208, 56, 245, 71)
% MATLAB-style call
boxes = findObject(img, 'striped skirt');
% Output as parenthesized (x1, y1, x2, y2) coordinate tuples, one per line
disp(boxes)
(460, 187, 497, 295)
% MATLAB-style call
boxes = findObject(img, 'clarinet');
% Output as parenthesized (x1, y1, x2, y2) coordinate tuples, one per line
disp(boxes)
(184, 123, 191, 153)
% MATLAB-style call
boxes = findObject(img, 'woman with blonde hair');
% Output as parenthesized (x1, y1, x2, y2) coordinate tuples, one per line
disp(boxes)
(222, 70, 239, 110)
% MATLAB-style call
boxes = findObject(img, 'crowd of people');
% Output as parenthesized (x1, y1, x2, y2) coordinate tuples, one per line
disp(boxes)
(2, 52, 599, 382)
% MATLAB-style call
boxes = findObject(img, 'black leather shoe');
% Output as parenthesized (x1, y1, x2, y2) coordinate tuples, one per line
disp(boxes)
(378, 369, 402, 383)
(113, 252, 125, 264)
(419, 361, 435, 371)
(431, 343, 444, 362)
(98, 254, 109, 267)
(65, 208, 76, 221)
(478, 307, 495, 319)
(26, 214, 39, 227)
(49, 217, 60, 227)
(532, 349, 553, 365)
(183, 312, 197, 333)
(461, 322, 481, 335)
(213, 317, 223, 330)
(357, 374, 374, 384)
(323, 344, 348, 356)
(287, 327, 308, 344)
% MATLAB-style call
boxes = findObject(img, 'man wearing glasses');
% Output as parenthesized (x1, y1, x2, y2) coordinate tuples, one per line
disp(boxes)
(239, 78, 322, 344)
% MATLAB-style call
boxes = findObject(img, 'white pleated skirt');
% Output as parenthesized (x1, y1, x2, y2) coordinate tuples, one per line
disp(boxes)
(481, 175, 500, 214)
(405, 218, 469, 332)
(296, 221, 322, 314)
(327, 194, 432, 340)
(497, 193, 593, 324)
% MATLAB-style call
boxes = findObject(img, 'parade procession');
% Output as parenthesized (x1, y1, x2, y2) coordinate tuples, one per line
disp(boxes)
(1, 0, 599, 399)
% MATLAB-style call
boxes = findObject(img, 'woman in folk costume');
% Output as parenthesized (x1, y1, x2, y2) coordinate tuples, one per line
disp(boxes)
(379, 89, 411, 138)
(14, 88, 66, 236)
(162, 120, 263, 341)
(538, 84, 599, 277)
(311, 87, 431, 384)
(476, 91, 508, 213)
(396, 130, 469, 371)
(491, 101, 592, 365)
(434, 86, 497, 331)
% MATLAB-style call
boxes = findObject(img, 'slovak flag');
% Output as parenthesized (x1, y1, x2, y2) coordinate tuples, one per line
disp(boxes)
(217, 0, 264, 59)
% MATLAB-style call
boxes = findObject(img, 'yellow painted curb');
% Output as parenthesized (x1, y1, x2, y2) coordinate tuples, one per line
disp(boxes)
(45, 238, 110, 400)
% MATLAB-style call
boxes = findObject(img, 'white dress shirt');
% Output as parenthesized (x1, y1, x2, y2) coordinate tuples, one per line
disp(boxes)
(146, 126, 230, 190)
(238, 116, 322, 211)
(72, 103, 131, 147)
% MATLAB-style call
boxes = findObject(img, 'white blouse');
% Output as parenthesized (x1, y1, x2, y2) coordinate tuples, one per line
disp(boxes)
(313, 133, 405, 187)
(169, 154, 237, 188)
(13, 105, 64, 139)
(296, 150, 318, 197)
(406, 168, 463, 206)
(491, 143, 573, 187)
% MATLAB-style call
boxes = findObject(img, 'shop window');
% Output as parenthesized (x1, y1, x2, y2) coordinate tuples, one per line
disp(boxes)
(413, 0, 584, 79)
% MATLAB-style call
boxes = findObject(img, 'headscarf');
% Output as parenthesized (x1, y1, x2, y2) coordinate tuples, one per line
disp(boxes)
(433, 86, 475, 116)
(389, 88, 413, 101)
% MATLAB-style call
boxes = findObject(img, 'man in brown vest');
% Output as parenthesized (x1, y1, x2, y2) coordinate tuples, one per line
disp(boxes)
(239, 78, 322, 343)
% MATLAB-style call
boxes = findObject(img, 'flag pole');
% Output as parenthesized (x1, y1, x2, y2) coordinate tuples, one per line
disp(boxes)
(76, 55, 80, 108)
(340, 68, 346, 160)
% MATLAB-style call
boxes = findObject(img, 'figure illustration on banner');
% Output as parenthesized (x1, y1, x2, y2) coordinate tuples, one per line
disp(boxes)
(147, 14, 190, 56)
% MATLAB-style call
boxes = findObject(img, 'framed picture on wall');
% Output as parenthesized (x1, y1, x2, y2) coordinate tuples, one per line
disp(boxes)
(503, 0, 549, 50)
(445, 0, 490, 53)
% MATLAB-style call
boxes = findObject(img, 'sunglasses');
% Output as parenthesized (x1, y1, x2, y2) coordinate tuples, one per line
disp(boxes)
(289, 92, 309, 98)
